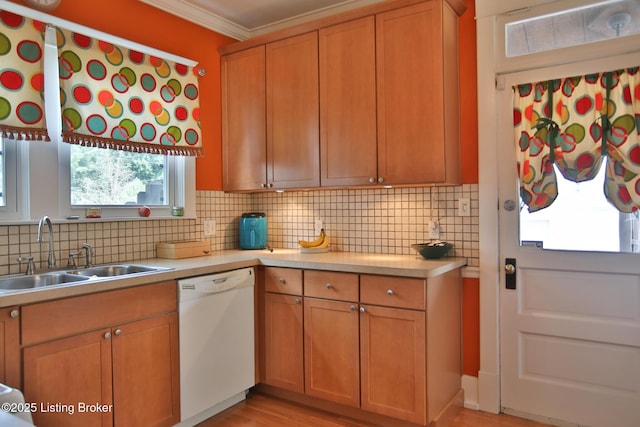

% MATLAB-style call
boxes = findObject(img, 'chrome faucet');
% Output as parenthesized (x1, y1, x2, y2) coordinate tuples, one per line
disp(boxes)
(81, 242, 93, 268)
(37, 215, 56, 269)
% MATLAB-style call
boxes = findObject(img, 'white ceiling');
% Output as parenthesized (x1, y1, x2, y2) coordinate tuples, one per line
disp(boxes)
(138, 0, 387, 40)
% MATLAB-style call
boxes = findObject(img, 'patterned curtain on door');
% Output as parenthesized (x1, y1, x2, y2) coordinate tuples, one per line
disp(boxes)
(0, 10, 48, 140)
(513, 66, 640, 213)
(56, 26, 203, 156)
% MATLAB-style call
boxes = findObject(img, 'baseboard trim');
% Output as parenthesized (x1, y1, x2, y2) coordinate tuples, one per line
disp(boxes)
(478, 370, 500, 413)
(431, 388, 464, 427)
(461, 375, 480, 410)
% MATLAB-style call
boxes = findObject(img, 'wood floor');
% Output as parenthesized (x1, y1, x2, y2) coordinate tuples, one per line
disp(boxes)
(198, 393, 553, 427)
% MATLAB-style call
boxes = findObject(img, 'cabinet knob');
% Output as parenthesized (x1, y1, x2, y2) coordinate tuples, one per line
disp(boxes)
(9, 309, 19, 318)
(267, 183, 273, 188)
(279, 277, 286, 284)
(294, 298, 301, 305)
(359, 306, 366, 313)
(387, 289, 394, 296)
(104, 332, 112, 340)
(260, 183, 266, 188)
(350, 305, 356, 311)
(369, 177, 375, 183)
(325, 283, 333, 289)
(378, 177, 384, 183)
(114, 329, 122, 336)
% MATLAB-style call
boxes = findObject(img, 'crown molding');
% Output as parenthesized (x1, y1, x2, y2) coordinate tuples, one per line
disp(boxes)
(138, 0, 387, 41)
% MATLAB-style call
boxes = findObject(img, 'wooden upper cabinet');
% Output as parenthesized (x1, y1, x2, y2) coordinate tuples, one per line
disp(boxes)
(319, 17, 377, 187)
(220, 0, 464, 191)
(266, 32, 320, 189)
(222, 46, 266, 191)
(376, 1, 461, 186)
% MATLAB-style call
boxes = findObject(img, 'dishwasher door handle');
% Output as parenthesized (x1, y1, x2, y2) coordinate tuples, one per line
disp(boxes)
(180, 269, 253, 294)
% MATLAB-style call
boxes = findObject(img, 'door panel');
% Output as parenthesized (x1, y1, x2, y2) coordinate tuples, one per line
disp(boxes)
(498, 60, 640, 427)
(266, 32, 320, 189)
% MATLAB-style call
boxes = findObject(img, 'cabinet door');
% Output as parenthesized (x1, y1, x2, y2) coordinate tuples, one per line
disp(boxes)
(222, 46, 267, 191)
(376, 2, 458, 185)
(264, 292, 304, 392)
(23, 329, 113, 427)
(0, 307, 20, 389)
(360, 304, 426, 425)
(112, 313, 180, 427)
(266, 32, 320, 189)
(304, 298, 359, 407)
(319, 17, 377, 187)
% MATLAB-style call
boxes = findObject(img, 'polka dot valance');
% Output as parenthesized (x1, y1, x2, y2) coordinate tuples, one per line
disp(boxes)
(0, 10, 49, 141)
(57, 27, 203, 156)
(514, 66, 640, 213)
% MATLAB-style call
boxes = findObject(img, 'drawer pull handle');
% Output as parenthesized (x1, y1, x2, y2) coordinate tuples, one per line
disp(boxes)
(9, 309, 18, 318)
(104, 332, 112, 340)
(325, 283, 333, 289)
(387, 289, 394, 296)
(359, 306, 366, 313)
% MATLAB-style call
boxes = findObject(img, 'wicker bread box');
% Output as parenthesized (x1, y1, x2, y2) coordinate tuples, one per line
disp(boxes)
(156, 240, 211, 259)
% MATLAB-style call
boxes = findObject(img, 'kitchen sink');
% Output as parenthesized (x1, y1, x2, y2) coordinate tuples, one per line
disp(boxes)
(0, 264, 172, 293)
(70, 264, 166, 277)
(0, 273, 89, 291)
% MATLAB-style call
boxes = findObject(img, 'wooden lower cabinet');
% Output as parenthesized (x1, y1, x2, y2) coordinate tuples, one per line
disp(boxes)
(112, 313, 180, 427)
(23, 327, 114, 427)
(0, 307, 20, 389)
(359, 304, 426, 424)
(260, 268, 462, 427)
(21, 282, 180, 427)
(264, 292, 304, 393)
(304, 298, 359, 407)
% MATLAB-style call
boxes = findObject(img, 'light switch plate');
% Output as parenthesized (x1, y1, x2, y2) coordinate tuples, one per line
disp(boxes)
(314, 220, 323, 236)
(203, 220, 216, 236)
(458, 198, 471, 217)
(428, 220, 440, 239)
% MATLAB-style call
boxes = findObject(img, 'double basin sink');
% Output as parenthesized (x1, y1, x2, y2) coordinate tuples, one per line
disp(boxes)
(0, 264, 171, 293)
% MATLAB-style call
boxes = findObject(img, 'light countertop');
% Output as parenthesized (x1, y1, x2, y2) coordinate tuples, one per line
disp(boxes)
(0, 249, 466, 307)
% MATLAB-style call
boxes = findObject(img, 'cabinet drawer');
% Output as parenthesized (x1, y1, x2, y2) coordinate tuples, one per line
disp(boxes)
(304, 270, 358, 301)
(264, 267, 302, 295)
(21, 281, 177, 346)
(360, 275, 425, 310)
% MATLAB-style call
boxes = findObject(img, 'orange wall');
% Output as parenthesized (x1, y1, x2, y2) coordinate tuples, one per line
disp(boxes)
(8, 0, 236, 190)
(459, 0, 478, 184)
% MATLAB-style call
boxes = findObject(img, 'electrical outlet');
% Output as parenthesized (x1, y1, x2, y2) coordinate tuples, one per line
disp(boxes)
(428, 220, 440, 240)
(458, 198, 470, 217)
(203, 220, 216, 236)
(314, 220, 323, 236)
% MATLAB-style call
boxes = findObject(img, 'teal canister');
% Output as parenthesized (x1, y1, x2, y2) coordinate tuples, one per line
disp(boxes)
(239, 212, 267, 249)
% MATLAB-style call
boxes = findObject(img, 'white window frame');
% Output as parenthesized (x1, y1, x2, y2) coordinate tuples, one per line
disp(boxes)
(0, 138, 28, 221)
(0, 0, 197, 222)
(494, 0, 640, 74)
(57, 142, 195, 219)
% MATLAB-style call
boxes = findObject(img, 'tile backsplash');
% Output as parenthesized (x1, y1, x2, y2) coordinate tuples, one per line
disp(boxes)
(0, 184, 478, 276)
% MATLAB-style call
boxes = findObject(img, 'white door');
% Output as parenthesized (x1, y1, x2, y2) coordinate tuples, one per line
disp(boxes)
(498, 58, 640, 427)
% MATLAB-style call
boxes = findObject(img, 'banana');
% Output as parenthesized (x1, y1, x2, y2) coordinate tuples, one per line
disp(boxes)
(298, 229, 327, 248)
(314, 235, 330, 249)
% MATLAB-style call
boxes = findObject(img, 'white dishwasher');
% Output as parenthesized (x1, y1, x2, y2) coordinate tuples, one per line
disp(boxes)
(177, 267, 255, 427)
